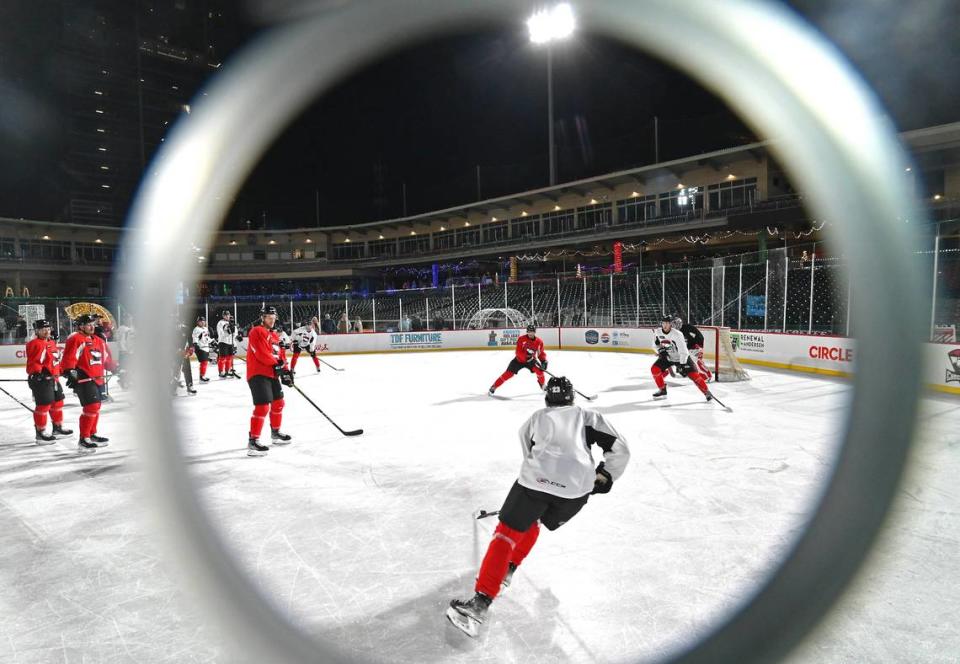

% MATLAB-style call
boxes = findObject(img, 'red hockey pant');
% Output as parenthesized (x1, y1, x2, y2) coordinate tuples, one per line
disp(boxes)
(249, 399, 284, 438)
(80, 402, 101, 438)
(475, 521, 541, 599)
(651, 363, 709, 394)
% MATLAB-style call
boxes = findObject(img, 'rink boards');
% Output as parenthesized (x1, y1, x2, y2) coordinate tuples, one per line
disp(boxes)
(0, 330, 955, 394)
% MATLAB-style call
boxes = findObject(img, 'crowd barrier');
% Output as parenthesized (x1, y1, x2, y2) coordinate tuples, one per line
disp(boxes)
(0, 332, 956, 395)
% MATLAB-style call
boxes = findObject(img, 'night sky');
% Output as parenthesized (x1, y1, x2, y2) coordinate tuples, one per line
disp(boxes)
(2, 1, 958, 229)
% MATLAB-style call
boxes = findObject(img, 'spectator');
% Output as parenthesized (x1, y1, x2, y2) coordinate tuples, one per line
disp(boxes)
(352, 316, 363, 333)
(0, 316, 6, 342)
(320, 313, 336, 335)
(15, 316, 28, 342)
(338, 312, 350, 333)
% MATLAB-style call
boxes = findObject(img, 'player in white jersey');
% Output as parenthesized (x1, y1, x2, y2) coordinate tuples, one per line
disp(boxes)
(215, 310, 242, 379)
(447, 376, 630, 638)
(191, 316, 213, 383)
(652, 316, 712, 400)
(289, 320, 320, 373)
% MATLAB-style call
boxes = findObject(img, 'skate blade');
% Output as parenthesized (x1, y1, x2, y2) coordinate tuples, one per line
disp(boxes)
(271, 439, 292, 446)
(93, 442, 109, 448)
(247, 449, 268, 457)
(77, 447, 97, 455)
(445, 606, 480, 638)
(35, 440, 57, 446)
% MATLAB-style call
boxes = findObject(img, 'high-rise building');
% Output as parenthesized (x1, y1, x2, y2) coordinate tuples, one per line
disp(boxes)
(56, 0, 232, 225)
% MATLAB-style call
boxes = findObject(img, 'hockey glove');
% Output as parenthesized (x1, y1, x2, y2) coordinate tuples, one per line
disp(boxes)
(592, 462, 613, 495)
(539, 360, 548, 372)
(64, 369, 79, 389)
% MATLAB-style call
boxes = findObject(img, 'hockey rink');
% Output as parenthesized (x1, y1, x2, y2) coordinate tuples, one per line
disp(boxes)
(0, 349, 957, 663)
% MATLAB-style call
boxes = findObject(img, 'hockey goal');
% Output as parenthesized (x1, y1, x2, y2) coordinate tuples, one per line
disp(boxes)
(699, 326, 750, 382)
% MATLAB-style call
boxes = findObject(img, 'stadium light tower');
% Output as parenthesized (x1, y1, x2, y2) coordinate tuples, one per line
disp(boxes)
(528, 3, 575, 186)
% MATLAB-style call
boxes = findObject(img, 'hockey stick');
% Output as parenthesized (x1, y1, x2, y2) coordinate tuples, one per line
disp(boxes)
(708, 392, 733, 412)
(318, 357, 344, 372)
(0, 378, 28, 382)
(475, 509, 499, 520)
(0, 383, 34, 413)
(536, 365, 597, 401)
(291, 384, 363, 436)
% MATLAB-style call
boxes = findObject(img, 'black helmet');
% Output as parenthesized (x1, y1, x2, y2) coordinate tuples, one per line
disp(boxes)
(545, 376, 574, 406)
(661, 315, 673, 325)
(33, 319, 51, 330)
(75, 314, 95, 326)
(261, 305, 278, 316)
(526, 324, 536, 333)
(196, 315, 206, 323)
(222, 309, 232, 318)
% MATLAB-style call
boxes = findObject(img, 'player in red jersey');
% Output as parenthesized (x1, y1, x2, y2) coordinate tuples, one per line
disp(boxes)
(61, 314, 117, 454)
(245, 306, 294, 456)
(25, 319, 73, 444)
(489, 324, 547, 395)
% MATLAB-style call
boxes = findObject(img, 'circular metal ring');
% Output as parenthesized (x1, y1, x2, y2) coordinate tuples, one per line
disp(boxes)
(121, 1, 925, 662)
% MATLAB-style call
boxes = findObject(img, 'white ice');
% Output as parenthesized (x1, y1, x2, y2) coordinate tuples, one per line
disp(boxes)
(0, 350, 957, 663)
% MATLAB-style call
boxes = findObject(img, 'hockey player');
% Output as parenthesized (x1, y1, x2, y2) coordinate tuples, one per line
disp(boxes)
(216, 310, 242, 379)
(652, 316, 712, 401)
(290, 320, 320, 373)
(673, 315, 713, 382)
(488, 324, 547, 395)
(25, 319, 72, 444)
(245, 306, 294, 456)
(61, 314, 116, 454)
(173, 320, 197, 395)
(447, 376, 630, 638)
(192, 316, 212, 383)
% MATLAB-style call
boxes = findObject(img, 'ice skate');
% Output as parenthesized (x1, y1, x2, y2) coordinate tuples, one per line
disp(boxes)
(35, 428, 56, 445)
(199, 376, 210, 383)
(501, 562, 518, 589)
(652, 387, 667, 399)
(90, 434, 109, 447)
(247, 437, 269, 457)
(271, 429, 292, 445)
(77, 438, 97, 455)
(53, 423, 73, 436)
(488, 385, 496, 396)
(446, 592, 491, 638)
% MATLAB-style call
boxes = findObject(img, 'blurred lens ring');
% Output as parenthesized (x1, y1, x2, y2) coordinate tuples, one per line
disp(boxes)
(124, 1, 923, 663)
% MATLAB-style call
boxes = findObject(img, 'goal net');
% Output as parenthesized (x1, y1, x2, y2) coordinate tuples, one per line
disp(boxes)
(700, 326, 750, 382)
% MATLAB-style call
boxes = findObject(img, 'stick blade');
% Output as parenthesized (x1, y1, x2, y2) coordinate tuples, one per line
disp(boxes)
(341, 428, 364, 436)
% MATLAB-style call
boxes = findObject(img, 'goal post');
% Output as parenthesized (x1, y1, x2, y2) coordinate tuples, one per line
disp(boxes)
(700, 325, 750, 382)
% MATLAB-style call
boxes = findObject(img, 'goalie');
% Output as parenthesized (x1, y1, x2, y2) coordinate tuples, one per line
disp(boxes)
(673, 315, 713, 382)
(652, 316, 713, 401)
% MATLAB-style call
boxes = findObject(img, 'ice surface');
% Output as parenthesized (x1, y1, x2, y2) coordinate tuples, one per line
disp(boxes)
(0, 350, 957, 663)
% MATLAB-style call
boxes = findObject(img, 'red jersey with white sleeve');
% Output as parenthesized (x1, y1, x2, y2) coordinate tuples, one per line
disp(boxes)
(25, 338, 61, 377)
(245, 325, 287, 381)
(61, 331, 114, 384)
(514, 335, 546, 364)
